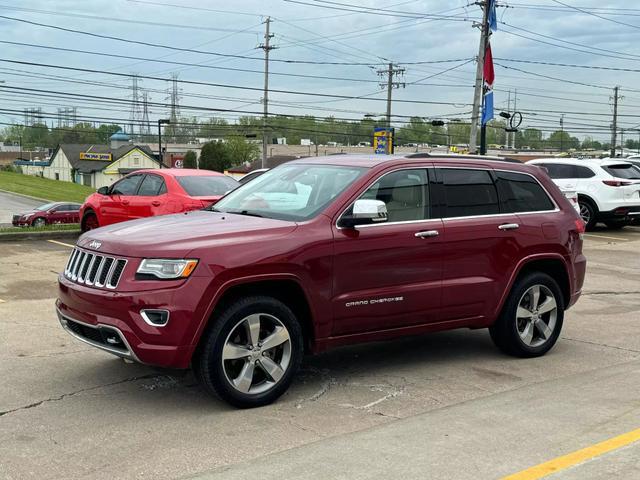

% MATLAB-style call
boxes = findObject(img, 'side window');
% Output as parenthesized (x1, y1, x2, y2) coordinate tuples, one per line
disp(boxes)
(440, 168, 499, 218)
(543, 163, 576, 179)
(111, 175, 142, 195)
(574, 166, 595, 178)
(496, 171, 555, 213)
(355, 169, 429, 223)
(137, 175, 166, 196)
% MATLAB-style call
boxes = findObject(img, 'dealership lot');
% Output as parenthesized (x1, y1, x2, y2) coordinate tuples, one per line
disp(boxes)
(1, 229, 639, 479)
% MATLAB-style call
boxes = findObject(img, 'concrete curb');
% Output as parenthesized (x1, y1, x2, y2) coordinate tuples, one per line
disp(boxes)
(0, 230, 81, 243)
(0, 188, 52, 203)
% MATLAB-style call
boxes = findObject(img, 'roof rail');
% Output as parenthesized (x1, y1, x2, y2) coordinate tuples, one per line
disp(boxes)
(405, 153, 521, 164)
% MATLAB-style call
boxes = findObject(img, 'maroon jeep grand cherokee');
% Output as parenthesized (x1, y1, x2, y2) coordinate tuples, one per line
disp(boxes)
(57, 154, 586, 408)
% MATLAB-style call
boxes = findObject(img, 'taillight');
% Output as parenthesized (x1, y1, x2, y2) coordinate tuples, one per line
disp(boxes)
(602, 180, 633, 187)
(574, 219, 586, 234)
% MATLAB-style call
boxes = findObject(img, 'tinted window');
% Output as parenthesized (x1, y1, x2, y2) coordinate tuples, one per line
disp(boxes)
(66, 204, 81, 211)
(602, 164, 640, 179)
(441, 168, 499, 218)
(137, 174, 166, 196)
(176, 175, 240, 196)
(357, 169, 429, 223)
(36, 202, 58, 211)
(574, 166, 595, 178)
(542, 163, 575, 179)
(496, 172, 555, 213)
(111, 175, 142, 195)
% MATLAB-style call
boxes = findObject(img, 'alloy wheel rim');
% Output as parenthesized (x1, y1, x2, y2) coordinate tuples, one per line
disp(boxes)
(516, 285, 558, 348)
(33, 218, 45, 227)
(222, 313, 291, 395)
(579, 203, 591, 224)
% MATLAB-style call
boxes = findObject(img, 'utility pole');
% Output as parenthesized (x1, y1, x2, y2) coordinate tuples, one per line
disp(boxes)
(469, 0, 491, 153)
(377, 63, 405, 153)
(611, 86, 620, 157)
(512, 89, 517, 149)
(259, 17, 275, 168)
(506, 89, 511, 149)
(560, 114, 564, 153)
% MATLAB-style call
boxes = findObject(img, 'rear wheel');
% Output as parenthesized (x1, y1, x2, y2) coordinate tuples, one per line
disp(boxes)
(490, 272, 564, 358)
(31, 217, 46, 227)
(578, 199, 597, 231)
(81, 212, 99, 231)
(195, 296, 303, 408)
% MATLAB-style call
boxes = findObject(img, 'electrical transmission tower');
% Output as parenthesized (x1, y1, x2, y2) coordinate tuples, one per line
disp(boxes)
(23, 108, 43, 126)
(259, 17, 276, 168)
(129, 75, 144, 137)
(57, 107, 77, 128)
(141, 92, 151, 138)
(377, 63, 405, 153)
(167, 73, 181, 143)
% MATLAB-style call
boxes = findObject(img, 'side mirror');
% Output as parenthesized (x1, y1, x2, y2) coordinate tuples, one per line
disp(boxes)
(97, 186, 109, 195)
(339, 199, 388, 228)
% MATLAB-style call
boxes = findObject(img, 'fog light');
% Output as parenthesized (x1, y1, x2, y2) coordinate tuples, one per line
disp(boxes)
(141, 309, 170, 327)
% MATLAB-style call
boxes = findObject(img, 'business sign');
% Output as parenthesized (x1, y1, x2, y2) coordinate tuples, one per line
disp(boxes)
(79, 152, 112, 161)
(373, 127, 394, 154)
(170, 154, 184, 168)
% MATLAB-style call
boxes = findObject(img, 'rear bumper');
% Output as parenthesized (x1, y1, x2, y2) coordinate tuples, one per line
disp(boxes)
(598, 206, 640, 221)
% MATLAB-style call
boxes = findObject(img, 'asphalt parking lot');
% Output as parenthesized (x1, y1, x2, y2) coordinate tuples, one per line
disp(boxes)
(0, 191, 42, 226)
(1, 228, 639, 479)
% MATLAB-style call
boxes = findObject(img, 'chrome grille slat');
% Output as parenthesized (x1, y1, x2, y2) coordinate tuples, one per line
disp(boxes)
(63, 248, 126, 289)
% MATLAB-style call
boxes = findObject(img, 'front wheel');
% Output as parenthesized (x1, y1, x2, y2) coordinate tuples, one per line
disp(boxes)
(490, 272, 564, 358)
(81, 212, 99, 231)
(31, 217, 46, 227)
(195, 296, 303, 408)
(578, 200, 597, 231)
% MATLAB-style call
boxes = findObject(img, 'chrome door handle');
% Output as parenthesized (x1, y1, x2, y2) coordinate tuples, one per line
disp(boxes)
(415, 230, 439, 238)
(498, 223, 519, 230)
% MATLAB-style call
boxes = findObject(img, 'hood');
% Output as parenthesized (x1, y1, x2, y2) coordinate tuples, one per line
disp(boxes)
(19, 210, 40, 217)
(77, 210, 297, 258)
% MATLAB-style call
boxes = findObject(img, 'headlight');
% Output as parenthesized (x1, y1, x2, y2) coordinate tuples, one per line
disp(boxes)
(137, 259, 198, 279)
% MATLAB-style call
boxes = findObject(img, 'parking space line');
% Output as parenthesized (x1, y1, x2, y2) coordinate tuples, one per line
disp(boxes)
(584, 233, 628, 241)
(502, 427, 640, 480)
(47, 239, 75, 248)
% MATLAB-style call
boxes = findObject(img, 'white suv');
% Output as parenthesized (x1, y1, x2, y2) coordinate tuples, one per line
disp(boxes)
(528, 158, 640, 230)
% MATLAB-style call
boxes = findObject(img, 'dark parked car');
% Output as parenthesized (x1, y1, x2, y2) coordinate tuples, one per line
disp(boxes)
(58, 154, 586, 408)
(13, 202, 81, 227)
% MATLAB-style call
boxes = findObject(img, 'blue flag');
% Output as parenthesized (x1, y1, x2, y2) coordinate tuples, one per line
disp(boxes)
(482, 91, 494, 125)
(488, 0, 497, 32)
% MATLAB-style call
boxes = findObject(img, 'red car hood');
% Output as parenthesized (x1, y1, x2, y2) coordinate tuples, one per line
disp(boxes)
(77, 211, 297, 257)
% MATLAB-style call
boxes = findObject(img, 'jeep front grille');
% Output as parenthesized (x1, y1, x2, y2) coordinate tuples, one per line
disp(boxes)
(64, 248, 127, 289)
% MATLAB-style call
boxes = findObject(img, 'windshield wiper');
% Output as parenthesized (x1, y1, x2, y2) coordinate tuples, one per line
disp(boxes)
(223, 209, 265, 218)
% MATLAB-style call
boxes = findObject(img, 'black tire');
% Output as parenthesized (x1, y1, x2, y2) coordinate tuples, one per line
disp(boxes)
(31, 217, 46, 227)
(81, 211, 99, 232)
(578, 199, 597, 231)
(604, 221, 629, 230)
(489, 272, 564, 358)
(195, 296, 303, 408)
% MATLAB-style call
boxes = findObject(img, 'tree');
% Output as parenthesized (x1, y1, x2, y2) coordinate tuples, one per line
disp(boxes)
(183, 150, 197, 168)
(199, 141, 230, 172)
(226, 136, 260, 166)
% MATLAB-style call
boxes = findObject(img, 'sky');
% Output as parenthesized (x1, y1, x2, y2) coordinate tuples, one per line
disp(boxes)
(1, 0, 640, 142)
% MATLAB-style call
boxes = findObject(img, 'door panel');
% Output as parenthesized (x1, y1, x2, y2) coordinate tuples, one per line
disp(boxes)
(331, 167, 442, 336)
(101, 174, 143, 224)
(127, 174, 167, 219)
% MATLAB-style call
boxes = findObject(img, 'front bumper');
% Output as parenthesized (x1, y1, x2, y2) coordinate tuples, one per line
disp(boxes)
(57, 273, 212, 368)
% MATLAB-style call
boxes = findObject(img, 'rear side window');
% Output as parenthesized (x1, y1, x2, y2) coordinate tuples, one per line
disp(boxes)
(177, 175, 240, 196)
(543, 163, 575, 179)
(138, 174, 166, 196)
(496, 172, 555, 213)
(574, 166, 595, 178)
(602, 164, 640, 180)
(440, 168, 499, 218)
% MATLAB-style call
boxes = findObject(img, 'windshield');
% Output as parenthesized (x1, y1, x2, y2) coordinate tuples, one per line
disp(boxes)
(213, 164, 366, 221)
(176, 175, 240, 196)
(603, 164, 640, 180)
(36, 202, 58, 211)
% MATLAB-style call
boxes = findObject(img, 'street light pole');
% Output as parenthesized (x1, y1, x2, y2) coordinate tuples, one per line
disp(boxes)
(157, 119, 170, 168)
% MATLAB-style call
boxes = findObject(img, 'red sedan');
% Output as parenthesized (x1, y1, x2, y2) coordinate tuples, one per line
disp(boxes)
(80, 169, 239, 231)
(13, 202, 82, 227)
